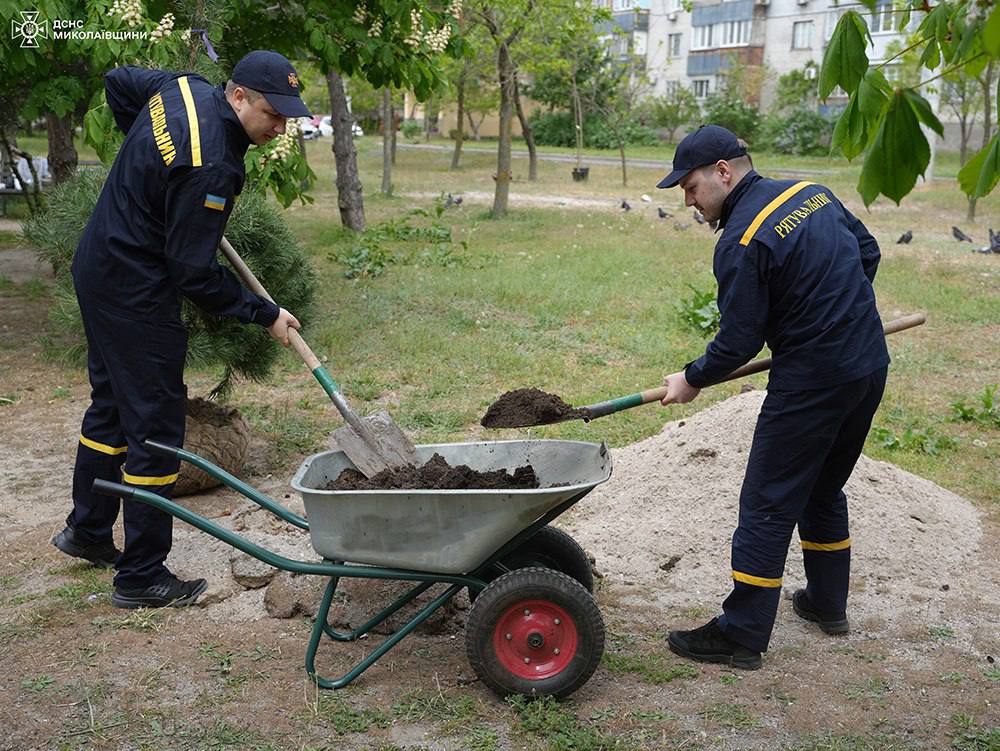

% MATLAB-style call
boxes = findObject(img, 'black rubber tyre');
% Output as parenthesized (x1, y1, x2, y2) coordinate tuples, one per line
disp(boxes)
(471, 526, 594, 602)
(465, 567, 605, 698)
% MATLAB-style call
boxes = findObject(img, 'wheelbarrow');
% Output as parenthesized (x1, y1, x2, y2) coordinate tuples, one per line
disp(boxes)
(93, 438, 613, 698)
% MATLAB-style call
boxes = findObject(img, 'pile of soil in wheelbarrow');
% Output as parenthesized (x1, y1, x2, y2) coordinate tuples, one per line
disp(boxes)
(326, 452, 540, 491)
(480, 387, 588, 428)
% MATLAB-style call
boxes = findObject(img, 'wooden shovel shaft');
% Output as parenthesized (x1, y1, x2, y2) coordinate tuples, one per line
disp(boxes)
(217, 236, 369, 438)
(582, 313, 926, 420)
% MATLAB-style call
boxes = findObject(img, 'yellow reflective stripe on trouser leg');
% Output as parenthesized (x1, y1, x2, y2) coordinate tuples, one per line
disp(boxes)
(122, 471, 179, 486)
(739, 181, 814, 246)
(79, 434, 128, 455)
(732, 570, 783, 587)
(801, 537, 851, 551)
(177, 76, 202, 167)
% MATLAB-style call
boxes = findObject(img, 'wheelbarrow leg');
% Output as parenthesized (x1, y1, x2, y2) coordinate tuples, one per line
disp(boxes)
(322, 578, 437, 642)
(306, 581, 465, 690)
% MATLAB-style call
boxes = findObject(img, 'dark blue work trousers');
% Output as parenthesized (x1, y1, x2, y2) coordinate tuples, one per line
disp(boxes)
(718, 366, 888, 653)
(68, 294, 187, 588)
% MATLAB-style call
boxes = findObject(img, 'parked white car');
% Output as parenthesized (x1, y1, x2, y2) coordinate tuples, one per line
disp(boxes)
(298, 116, 363, 139)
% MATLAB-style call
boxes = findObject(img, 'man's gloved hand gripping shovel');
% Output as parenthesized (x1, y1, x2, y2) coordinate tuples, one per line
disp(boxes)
(219, 237, 418, 477)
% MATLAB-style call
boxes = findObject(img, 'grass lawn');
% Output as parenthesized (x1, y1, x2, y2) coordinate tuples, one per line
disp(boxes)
(13, 130, 1000, 510)
(235, 133, 999, 511)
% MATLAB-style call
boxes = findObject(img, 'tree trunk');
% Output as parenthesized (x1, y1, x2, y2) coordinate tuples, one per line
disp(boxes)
(326, 70, 365, 232)
(451, 64, 466, 170)
(46, 111, 77, 185)
(493, 42, 516, 218)
(467, 111, 483, 141)
(513, 75, 537, 181)
(424, 94, 435, 142)
(572, 79, 584, 169)
(391, 106, 397, 165)
(617, 134, 627, 187)
(381, 87, 392, 195)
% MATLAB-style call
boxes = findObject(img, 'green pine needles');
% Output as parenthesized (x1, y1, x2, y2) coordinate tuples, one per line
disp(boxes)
(23, 168, 317, 400)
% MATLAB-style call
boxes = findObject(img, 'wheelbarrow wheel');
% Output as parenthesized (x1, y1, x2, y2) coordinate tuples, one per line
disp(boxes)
(465, 567, 605, 698)
(470, 526, 594, 602)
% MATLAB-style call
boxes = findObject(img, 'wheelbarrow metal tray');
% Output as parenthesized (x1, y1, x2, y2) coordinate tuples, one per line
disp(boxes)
(292, 439, 612, 574)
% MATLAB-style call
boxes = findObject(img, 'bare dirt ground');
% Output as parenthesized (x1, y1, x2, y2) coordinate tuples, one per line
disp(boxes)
(1, 241, 998, 751)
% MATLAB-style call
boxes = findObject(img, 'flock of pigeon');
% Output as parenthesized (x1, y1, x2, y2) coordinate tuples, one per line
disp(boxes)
(898, 226, 1000, 254)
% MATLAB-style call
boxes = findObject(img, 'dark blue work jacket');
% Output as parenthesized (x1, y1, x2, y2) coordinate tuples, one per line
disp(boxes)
(685, 171, 889, 391)
(72, 67, 278, 326)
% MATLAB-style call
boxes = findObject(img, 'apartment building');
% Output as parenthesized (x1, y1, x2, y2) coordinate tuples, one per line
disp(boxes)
(598, 0, 921, 110)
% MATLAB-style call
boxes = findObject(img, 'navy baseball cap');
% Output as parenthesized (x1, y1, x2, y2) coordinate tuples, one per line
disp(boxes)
(657, 124, 747, 188)
(232, 50, 311, 118)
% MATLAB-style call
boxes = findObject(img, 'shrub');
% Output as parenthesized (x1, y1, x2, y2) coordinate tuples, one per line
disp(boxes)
(528, 110, 661, 149)
(400, 120, 422, 139)
(22, 169, 317, 398)
(703, 95, 761, 142)
(757, 109, 834, 155)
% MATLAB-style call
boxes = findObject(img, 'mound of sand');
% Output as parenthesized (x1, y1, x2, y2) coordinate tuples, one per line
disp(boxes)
(560, 390, 985, 633)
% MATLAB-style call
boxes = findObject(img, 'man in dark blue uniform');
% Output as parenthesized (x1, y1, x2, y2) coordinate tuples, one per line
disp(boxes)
(51, 50, 310, 609)
(658, 125, 889, 668)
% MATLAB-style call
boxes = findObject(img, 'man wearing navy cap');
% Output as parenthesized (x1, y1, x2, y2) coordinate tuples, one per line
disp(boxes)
(657, 125, 889, 668)
(52, 51, 309, 609)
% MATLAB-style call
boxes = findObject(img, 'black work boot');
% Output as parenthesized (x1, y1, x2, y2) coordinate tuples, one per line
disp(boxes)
(112, 573, 207, 609)
(792, 588, 849, 635)
(51, 527, 121, 568)
(667, 617, 762, 670)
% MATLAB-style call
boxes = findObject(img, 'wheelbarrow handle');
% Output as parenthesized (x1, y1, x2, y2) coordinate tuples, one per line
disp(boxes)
(583, 313, 926, 420)
(143, 440, 308, 530)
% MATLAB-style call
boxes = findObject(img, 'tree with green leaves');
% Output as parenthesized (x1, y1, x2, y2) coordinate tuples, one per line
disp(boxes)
(467, 0, 536, 217)
(580, 45, 650, 187)
(0, 1, 192, 193)
(646, 86, 701, 145)
(519, 8, 610, 173)
(216, 0, 465, 230)
(820, 0, 1000, 206)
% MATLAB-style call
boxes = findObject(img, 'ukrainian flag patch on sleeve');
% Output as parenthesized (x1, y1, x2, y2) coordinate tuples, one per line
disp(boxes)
(204, 193, 227, 211)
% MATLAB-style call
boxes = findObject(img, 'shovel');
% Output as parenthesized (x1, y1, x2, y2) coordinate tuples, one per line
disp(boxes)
(580, 313, 926, 421)
(219, 236, 418, 477)
(484, 314, 925, 428)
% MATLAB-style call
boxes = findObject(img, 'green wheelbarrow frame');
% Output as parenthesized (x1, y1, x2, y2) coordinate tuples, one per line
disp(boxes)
(92, 440, 601, 690)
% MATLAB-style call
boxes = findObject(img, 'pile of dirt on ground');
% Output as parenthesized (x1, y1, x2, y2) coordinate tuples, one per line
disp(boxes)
(559, 390, 987, 636)
(480, 387, 588, 428)
(326, 452, 540, 490)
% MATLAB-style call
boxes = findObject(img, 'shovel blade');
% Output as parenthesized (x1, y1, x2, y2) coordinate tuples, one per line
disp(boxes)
(329, 410, 419, 478)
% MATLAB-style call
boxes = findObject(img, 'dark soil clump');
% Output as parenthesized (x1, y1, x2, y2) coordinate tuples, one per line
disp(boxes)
(480, 387, 588, 428)
(327, 453, 540, 491)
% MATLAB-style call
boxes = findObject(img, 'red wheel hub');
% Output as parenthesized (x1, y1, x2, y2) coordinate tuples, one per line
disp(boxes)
(493, 598, 578, 680)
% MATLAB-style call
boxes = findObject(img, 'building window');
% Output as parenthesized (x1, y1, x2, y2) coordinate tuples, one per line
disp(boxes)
(792, 20, 813, 49)
(720, 20, 750, 47)
(692, 79, 711, 98)
(668, 32, 682, 58)
(664, 79, 681, 96)
(692, 24, 714, 50)
(869, 2, 896, 33)
(612, 0, 635, 11)
(667, 0, 683, 10)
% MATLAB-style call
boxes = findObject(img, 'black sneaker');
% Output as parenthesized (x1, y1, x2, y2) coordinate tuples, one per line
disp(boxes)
(792, 589, 849, 635)
(111, 574, 207, 609)
(667, 617, 762, 670)
(51, 527, 121, 568)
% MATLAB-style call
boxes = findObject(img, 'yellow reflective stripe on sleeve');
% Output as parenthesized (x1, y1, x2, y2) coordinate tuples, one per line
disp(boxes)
(177, 76, 202, 167)
(123, 471, 179, 486)
(732, 570, 783, 588)
(739, 181, 814, 246)
(801, 537, 851, 551)
(80, 434, 128, 455)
